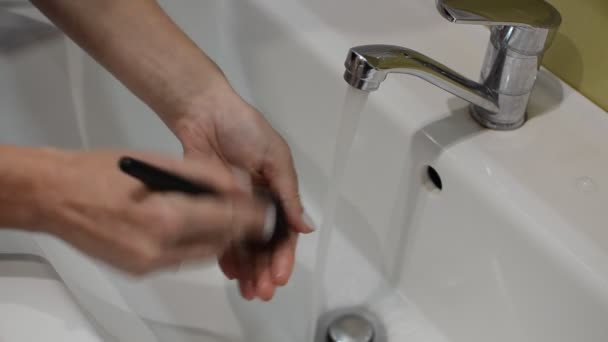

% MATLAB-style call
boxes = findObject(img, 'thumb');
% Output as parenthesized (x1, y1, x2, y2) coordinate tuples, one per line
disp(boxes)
(262, 141, 314, 234)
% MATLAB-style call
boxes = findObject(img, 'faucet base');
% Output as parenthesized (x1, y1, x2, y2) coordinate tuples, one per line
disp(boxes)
(470, 105, 526, 131)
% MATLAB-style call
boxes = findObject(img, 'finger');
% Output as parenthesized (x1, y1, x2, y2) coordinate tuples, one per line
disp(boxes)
(253, 251, 276, 301)
(236, 247, 256, 300)
(263, 141, 314, 233)
(239, 278, 255, 301)
(218, 245, 239, 280)
(271, 230, 298, 286)
(229, 245, 250, 281)
(149, 244, 217, 271)
(161, 194, 269, 245)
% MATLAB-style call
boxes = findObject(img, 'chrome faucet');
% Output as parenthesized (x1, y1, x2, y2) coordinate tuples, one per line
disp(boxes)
(343, 0, 561, 130)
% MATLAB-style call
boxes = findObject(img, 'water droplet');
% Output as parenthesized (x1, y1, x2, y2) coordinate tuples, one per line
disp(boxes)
(576, 176, 596, 193)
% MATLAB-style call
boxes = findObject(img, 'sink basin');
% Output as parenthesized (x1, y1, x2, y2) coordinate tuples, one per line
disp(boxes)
(1, 1, 607, 341)
(0, 256, 105, 341)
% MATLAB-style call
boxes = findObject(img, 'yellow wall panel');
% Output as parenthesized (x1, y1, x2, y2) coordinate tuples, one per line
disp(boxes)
(543, 0, 607, 110)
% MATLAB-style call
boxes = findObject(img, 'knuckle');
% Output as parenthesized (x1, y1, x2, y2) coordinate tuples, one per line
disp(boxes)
(277, 191, 302, 213)
(283, 190, 301, 203)
(130, 248, 161, 275)
(160, 218, 181, 241)
(148, 204, 182, 241)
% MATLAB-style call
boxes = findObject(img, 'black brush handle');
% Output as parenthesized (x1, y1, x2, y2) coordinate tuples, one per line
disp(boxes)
(119, 157, 217, 195)
(118, 156, 288, 249)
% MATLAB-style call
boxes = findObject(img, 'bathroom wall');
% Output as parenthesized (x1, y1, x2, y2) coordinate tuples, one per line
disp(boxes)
(543, 0, 607, 111)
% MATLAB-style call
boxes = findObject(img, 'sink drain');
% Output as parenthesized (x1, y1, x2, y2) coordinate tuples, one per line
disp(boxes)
(315, 307, 386, 342)
(327, 313, 374, 342)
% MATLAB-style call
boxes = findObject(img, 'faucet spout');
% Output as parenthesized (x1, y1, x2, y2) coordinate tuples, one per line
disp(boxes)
(345, 1, 561, 130)
(344, 45, 500, 114)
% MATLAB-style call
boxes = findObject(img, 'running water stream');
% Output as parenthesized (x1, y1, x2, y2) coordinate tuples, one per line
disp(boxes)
(308, 86, 369, 340)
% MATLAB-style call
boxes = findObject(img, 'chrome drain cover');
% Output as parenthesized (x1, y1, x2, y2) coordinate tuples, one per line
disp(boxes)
(316, 307, 385, 342)
(327, 313, 374, 342)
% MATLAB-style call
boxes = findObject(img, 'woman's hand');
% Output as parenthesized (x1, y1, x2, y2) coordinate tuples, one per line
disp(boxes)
(29, 0, 314, 300)
(34, 149, 270, 275)
(170, 83, 314, 301)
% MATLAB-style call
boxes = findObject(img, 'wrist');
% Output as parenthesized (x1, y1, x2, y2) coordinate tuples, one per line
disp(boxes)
(156, 59, 236, 129)
(168, 78, 240, 145)
(0, 146, 69, 232)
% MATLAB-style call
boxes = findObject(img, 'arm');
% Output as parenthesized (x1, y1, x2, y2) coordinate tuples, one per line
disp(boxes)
(0, 145, 58, 231)
(30, 0, 225, 129)
(0, 144, 269, 274)
(32, 0, 313, 300)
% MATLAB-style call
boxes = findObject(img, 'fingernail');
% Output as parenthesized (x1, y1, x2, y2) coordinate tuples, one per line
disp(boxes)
(230, 166, 252, 193)
(272, 269, 285, 282)
(302, 211, 316, 232)
(272, 260, 289, 284)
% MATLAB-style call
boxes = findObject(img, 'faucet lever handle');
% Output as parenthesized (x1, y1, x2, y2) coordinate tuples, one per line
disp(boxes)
(436, 0, 561, 29)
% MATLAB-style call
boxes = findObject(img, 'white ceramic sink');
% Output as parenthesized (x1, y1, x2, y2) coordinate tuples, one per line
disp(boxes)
(1, 1, 607, 341)
(0, 257, 105, 341)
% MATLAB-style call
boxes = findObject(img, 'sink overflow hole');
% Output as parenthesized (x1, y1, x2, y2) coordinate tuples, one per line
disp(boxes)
(425, 166, 443, 191)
